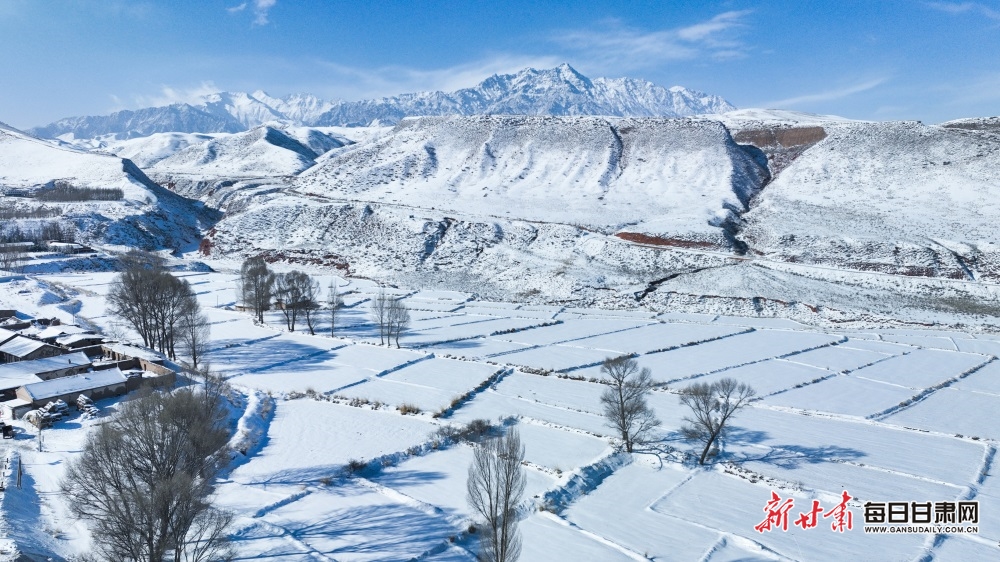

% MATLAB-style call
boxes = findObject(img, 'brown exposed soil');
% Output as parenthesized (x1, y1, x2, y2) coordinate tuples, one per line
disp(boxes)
(614, 232, 720, 249)
(733, 126, 827, 149)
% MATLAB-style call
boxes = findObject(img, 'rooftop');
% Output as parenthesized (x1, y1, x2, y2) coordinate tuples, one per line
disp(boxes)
(0, 351, 92, 381)
(21, 367, 125, 401)
(0, 336, 54, 358)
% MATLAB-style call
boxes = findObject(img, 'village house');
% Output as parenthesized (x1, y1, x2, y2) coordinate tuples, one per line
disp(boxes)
(46, 241, 91, 254)
(16, 367, 129, 409)
(55, 332, 105, 350)
(0, 335, 62, 363)
(35, 324, 89, 343)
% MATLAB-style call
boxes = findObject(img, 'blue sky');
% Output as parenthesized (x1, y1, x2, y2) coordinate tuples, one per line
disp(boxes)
(1, 0, 998, 128)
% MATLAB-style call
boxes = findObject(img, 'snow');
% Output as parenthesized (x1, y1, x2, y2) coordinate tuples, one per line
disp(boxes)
(0, 337, 51, 359)
(0, 351, 90, 381)
(229, 399, 435, 484)
(3, 267, 1000, 561)
(20, 367, 125, 401)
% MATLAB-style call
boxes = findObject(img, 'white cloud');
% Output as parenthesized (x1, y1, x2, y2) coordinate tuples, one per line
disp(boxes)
(133, 81, 223, 107)
(765, 78, 888, 108)
(253, 0, 276, 25)
(553, 11, 753, 73)
(227, 0, 275, 25)
(925, 2, 1000, 20)
(311, 55, 564, 100)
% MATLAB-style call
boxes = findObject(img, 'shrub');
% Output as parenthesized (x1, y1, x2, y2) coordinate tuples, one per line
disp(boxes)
(397, 403, 420, 415)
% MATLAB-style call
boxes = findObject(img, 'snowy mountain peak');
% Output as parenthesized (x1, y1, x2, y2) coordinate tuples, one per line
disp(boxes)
(30, 65, 736, 140)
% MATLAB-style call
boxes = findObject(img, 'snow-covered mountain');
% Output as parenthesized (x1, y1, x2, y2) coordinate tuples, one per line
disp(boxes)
(0, 124, 216, 251)
(104, 124, 352, 177)
(31, 64, 735, 139)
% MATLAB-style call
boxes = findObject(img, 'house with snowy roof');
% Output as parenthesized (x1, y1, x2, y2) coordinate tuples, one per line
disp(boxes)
(16, 367, 128, 408)
(0, 335, 62, 363)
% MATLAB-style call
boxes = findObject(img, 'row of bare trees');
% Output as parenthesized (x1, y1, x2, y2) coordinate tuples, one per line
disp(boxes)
(237, 257, 343, 336)
(106, 251, 210, 368)
(0, 245, 27, 273)
(236, 258, 413, 345)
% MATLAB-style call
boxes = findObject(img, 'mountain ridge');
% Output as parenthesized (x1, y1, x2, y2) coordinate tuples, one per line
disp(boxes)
(31, 64, 735, 140)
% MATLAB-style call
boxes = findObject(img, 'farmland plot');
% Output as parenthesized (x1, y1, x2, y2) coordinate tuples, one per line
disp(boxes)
(883, 388, 1000, 440)
(609, 330, 842, 382)
(498, 318, 654, 346)
(650, 471, 925, 561)
(229, 399, 436, 485)
(760, 374, 918, 416)
(567, 322, 748, 355)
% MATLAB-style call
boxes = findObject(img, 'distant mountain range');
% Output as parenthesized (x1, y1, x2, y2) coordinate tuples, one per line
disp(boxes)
(31, 64, 735, 140)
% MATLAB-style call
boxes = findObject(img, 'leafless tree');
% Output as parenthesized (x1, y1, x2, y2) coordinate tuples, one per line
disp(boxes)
(296, 272, 320, 334)
(599, 356, 661, 453)
(179, 305, 211, 370)
(467, 428, 526, 562)
(327, 280, 343, 337)
(274, 272, 299, 332)
(61, 386, 234, 561)
(369, 288, 390, 345)
(237, 257, 274, 324)
(679, 378, 756, 465)
(387, 297, 410, 348)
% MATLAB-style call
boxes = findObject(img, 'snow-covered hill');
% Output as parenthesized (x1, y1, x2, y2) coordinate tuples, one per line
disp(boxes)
(31, 64, 735, 139)
(740, 120, 1000, 279)
(293, 115, 764, 238)
(0, 124, 216, 250)
(146, 124, 350, 177)
(200, 115, 765, 303)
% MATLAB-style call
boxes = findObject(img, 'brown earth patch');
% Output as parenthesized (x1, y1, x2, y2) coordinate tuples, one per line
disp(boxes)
(615, 232, 720, 249)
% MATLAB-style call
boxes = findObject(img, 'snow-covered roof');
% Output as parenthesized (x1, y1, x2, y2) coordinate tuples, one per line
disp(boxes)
(102, 342, 163, 362)
(36, 324, 88, 341)
(55, 332, 103, 346)
(0, 336, 53, 358)
(0, 372, 41, 391)
(0, 398, 31, 408)
(0, 351, 92, 381)
(21, 367, 125, 401)
(0, 328, 18, 345)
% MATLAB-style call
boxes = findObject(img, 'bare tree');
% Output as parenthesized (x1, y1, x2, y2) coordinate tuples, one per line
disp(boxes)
(237, 257, 274, 324)
(679, 378, 756, 465)
(61, 386, 233, 561)
(599, 356, 661, 453)
(467, 428, 526, 562)
(273, 270, 320, 333)
(179, 304, 211, 370)
(327, 280, 343, 337)
(387, 297, 410, 348)
(369, 288, 390, 345)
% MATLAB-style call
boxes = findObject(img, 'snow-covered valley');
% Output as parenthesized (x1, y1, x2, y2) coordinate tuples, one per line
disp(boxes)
(3, 259, 1000, 561)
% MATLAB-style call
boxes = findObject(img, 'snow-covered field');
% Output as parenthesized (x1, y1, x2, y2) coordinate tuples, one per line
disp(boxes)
(1, 264, 999, 561)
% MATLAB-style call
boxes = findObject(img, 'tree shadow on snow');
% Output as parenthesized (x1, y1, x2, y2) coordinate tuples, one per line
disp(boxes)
(719, 426, 867, 469)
